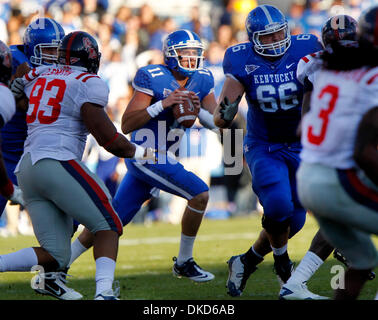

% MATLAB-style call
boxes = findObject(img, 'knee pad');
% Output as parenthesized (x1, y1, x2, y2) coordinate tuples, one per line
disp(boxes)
(261, 214, 290, 234)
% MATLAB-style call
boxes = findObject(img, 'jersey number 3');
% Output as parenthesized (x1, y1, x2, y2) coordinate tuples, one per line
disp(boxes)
(27, 78, 66, 124)
(307, 84, 338, 145)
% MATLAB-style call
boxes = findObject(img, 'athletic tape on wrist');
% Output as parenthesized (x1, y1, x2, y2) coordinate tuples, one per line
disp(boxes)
(146, 100, 164, 118)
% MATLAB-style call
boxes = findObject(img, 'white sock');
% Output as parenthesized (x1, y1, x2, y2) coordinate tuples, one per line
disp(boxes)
(286, 251, 324, 285)
(68, 238, 88, 267)
(271, 244, 288, 256)
(375, 291, 378, 300)
(95, 257, 116, 296)
(0, 247, 38, 272)
(177, 233, 196, 265)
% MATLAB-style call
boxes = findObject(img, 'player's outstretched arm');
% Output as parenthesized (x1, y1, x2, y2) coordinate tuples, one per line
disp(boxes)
(81, 102, 154, 161)
(214, 77, 244, 128)
(353, 106, 378, 186)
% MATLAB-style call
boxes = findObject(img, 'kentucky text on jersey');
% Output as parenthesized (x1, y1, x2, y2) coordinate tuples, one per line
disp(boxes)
(253, 71, 295, 84)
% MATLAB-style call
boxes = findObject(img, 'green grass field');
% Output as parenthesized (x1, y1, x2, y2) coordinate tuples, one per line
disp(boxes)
(0, 213, 377, 300)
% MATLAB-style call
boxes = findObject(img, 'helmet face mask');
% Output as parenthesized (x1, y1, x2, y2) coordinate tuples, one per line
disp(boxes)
(23, 18, 65, 67)
(252, 24, 291, 57)
(30, 40, 61, 66)
(246, 5, 291, 57)
(163, 30, 204, 77)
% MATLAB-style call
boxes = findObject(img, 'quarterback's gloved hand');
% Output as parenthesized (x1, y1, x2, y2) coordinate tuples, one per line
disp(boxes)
(9, 184, 25, 208)
(219, 95, 242, 122)
(10, 78, 25, 99)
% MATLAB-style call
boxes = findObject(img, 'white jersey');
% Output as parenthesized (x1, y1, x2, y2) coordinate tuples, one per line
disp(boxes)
(0, 84, 16, 126)
(300, 66, 378, 169)
(296, 51, 322, 85)
(19, 65, 109, 166)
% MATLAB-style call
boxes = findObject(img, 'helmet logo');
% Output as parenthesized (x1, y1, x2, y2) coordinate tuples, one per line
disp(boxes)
(83, 37, 97, 59)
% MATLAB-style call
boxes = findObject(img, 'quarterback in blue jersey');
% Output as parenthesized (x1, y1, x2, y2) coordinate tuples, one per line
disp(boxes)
(213, 5, 323, 297)
(68, 30, 218, 283)
(0, 17, 65, 218)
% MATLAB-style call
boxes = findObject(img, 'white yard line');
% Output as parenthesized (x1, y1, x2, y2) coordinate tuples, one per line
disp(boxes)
(119, 232, 258, 246)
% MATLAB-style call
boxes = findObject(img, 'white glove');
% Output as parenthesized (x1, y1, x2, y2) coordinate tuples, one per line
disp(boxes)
(9, 184, 25, 208)
(10, 78, 25, 99)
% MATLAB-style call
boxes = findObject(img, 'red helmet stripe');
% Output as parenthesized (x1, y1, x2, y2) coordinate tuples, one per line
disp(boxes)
(65, 31, 80, 65)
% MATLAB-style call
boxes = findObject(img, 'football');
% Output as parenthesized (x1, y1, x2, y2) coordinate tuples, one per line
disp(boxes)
(172, 88, 199, 128)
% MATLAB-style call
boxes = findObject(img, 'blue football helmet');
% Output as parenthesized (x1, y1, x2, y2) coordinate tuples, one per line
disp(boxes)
(23, 17, 65, 67)
(163, 29, 204, 77)
(245, 5, 291, 57)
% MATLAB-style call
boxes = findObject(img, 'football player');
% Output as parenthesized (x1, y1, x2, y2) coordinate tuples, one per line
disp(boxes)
(0, 31, 155, 300)
(279, 14, 373, 300)
(1, 17, 84, 300)
(0, 41, 23, 206)
(67, 29, 218, 283)
(297, 5, 378, 300)
(1, 17, 65, 217)
(212, 4, 322, 297)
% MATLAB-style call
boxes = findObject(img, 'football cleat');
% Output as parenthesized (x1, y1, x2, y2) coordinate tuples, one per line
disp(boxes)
(172, 257, 215, 282)
(34, 271, 83, 300)
(279, 282, 329, 300)
(333, 249, 375, 280)
(274, 258, 294, 287)
(94, 289, 119, 300)
(226, 254, 257, 297)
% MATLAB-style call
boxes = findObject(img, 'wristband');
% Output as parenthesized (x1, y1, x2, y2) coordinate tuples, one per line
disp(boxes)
(103, 132, 119, 149)
(198, 108, 216, 129)
(0, 178, 14, 199)
(146, 100, 164, 118)
(133, 143, 145, 159)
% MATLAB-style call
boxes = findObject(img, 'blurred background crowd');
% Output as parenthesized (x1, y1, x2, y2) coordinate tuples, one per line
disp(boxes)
(0, 0, 375, 236)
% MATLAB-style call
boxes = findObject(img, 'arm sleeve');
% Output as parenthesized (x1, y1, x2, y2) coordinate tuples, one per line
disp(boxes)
(80, 77, 109, 107)
(296, 58, 308, 85)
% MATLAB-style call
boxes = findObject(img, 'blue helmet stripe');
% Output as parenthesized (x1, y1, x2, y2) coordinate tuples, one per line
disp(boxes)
(184, 30, 195, 41)
(260, 5, 274, 25)
(47, 18, 61, 41)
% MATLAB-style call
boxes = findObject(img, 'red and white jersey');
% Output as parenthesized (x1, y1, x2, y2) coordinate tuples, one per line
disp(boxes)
(300, 66, 378, 169)
(20, 65, 109, 165)
(296, 51, 322, 85)
(0, 83, 16, 125)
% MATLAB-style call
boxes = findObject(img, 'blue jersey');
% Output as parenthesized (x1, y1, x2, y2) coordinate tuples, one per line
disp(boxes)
(223, 34, 322, 144)
(131, 64, 214, 150)
(1, 45, 30, 159)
